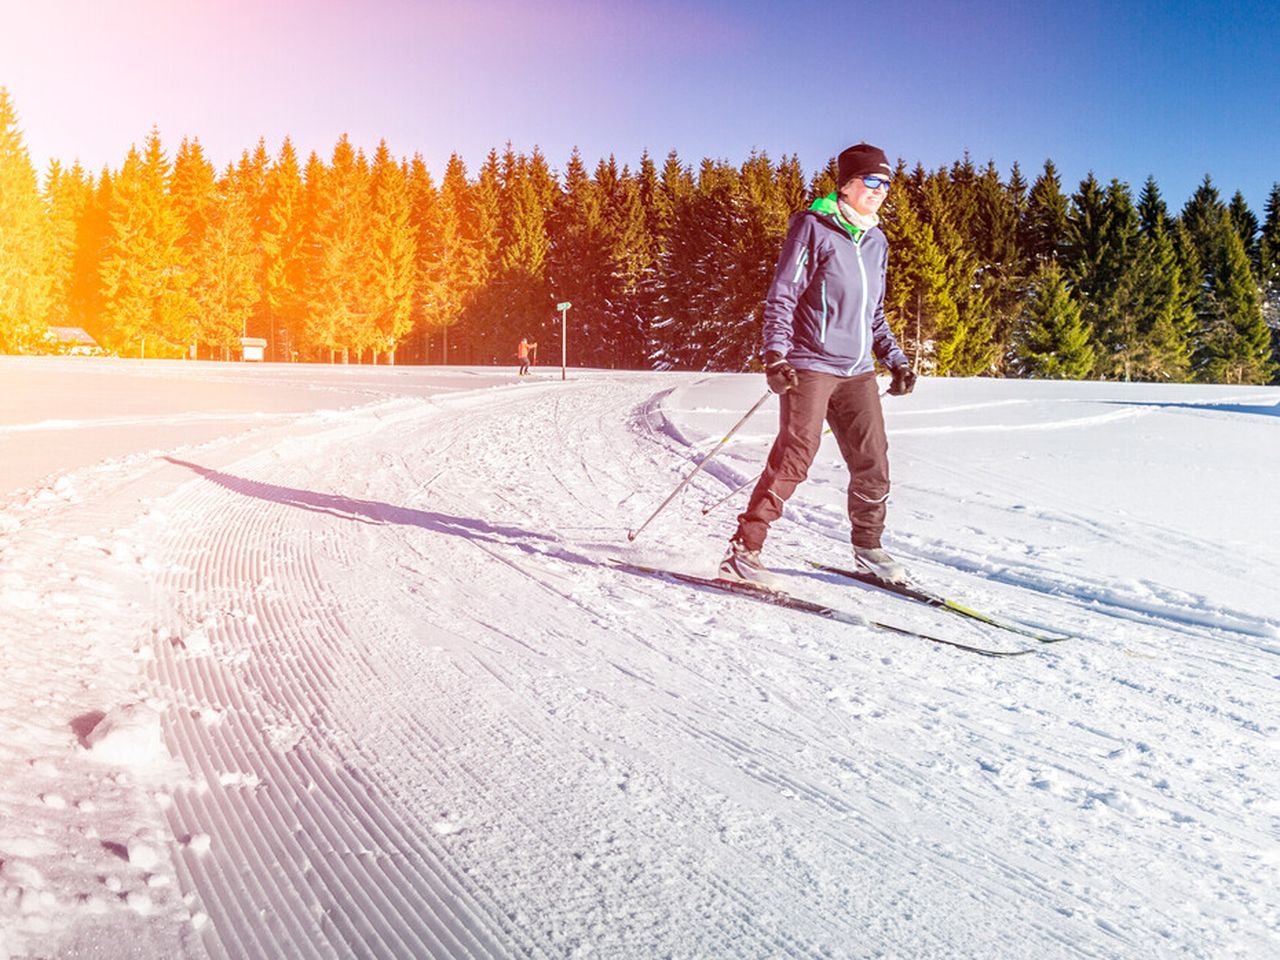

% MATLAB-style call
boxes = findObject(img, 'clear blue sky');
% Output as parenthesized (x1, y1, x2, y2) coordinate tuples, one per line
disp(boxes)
(3, 0, 1278, 213)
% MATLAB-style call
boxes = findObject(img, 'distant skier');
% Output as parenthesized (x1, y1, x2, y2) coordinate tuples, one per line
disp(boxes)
(528, 340, 538, 369)
(517, 337, 531, 376)
(721, 142, 917, 586)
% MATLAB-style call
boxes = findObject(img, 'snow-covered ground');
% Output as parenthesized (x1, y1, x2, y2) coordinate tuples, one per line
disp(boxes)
(1, 355, 1277, 959)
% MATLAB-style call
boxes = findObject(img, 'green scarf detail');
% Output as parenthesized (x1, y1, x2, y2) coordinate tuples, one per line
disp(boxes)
(809, 192, 876, 243)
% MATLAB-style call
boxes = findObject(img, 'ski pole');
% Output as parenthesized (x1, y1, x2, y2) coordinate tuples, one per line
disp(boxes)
(627, 391, 771, 542)
(700, 425, 836, 517)
(701, 471, 758, 516)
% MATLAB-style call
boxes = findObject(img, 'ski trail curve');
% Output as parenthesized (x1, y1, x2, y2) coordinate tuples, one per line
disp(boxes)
(129, 375, 1277, 959)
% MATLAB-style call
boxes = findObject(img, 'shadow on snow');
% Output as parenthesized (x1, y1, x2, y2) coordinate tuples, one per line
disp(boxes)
(1099, 398, 1280, 418)
(162, 457, 576, 558)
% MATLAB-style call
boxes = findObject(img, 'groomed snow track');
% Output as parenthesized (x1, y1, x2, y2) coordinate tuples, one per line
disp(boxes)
(6, 366, 1275, 959)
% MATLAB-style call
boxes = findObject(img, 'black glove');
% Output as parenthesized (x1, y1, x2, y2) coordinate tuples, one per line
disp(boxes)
(888, 365, 917, 396)
(764, 351, 799, 394)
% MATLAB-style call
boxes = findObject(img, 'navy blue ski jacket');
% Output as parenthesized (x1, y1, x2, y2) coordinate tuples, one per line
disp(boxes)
(762, 193, 908, 377)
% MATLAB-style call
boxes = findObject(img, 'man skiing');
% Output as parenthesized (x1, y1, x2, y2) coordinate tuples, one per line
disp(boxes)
(721, 142, 917, 586)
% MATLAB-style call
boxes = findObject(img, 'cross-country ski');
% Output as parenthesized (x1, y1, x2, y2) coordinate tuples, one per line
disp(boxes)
(807, 559, 1074, 643)
(609, 559, 1037, 658)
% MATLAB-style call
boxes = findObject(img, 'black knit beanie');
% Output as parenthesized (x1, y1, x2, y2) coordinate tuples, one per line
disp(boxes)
(837, 143, 892, 188)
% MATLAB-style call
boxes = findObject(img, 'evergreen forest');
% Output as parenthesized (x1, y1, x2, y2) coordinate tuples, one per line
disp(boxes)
(2, 90, 1277, 383)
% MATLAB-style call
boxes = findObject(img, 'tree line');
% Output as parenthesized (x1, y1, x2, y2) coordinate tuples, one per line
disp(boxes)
(1, 89, 1277, 382)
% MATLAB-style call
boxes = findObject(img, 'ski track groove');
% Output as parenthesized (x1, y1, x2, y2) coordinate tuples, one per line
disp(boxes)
(151, 456, 518, 959)
(381, 551, 822, 957)
(77, 374, 1270, 959)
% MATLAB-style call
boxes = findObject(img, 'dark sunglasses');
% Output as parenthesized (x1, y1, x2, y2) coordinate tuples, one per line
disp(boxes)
(860, 175, 892, 191)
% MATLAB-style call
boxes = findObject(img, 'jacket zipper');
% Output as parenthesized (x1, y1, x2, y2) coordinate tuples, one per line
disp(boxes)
(850, 240, 869, 373)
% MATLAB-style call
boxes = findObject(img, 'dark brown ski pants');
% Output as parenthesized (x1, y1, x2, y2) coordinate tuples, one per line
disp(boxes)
(734, 369, 889, 552)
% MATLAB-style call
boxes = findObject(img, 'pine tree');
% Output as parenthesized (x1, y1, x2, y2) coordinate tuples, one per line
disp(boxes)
(526, 147, 560, 215)
(0, 88, 53, 352)
(304, 135, 370, 362)
(448, 149, 515, 363)
(651, 158, 746, 370)
(1137, 175, 1170, 236)
(1022, 159, 1069, 265)
(1193, 215, 1273, 383)
(971, 160, 1023, 366)
(464, 148, 553, 366)
(917, 166, 994, 375)
(1062, 173, 1110, 298)
(366, 141, 418, 363)
(471, 149, 503, 282)
(434, 153, 486, 363)
(655, 150, 693, 238)
(605, 162, 655, 367)
(810, 154, 838, 200)
(631, 151, 667, 365)
(775, 153, 808, 218)
(945, 152, 980, 243)
(881, 167, 948, 370)
(1258, 183, 1280, 368)
(98, 129, 195, 357)
(169, 138, 217, 355)
(405, 154, 450, 363)
(192, 171, 261, 359)
(71, 169, 113, 342)
(1227, 191, 1259, 273)
(709, 151, 779, 368)
(259, 139, 307, 361)
(1181, 176, 1274, 383)
(1007, 161, 1028, 222)
(296, 150, 326, 357)
(1080, 179, 1142, 378)
(42, 160, 94, 336)
(171, 139, 217, 257)
(232, 140, 273, 342)
(1011, 261, 1096, 378)
(547, 148, 612, 367)
(1180, 175, 1224, 251)
(1119, 223, 1195, 381)
(643, 152, 695, 366)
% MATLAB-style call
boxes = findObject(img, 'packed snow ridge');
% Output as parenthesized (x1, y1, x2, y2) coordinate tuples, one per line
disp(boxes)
(0, 356, 1277, 959)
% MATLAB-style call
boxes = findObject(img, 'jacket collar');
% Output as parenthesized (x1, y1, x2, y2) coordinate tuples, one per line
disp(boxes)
(809, 192, 878, 242)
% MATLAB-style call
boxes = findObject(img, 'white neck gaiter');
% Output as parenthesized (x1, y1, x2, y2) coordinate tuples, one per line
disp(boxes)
(838, 198, 879, 232)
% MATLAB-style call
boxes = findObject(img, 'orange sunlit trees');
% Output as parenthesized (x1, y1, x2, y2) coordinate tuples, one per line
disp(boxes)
(3, 75, 1273, 382)
(191, 169, 261, 359)
(432, 153, 487, 361)
(230, 140, 272, 345)
(71, 170, 113, 345)
(405, 154, 452, 363)
(98, 130, 195, 357)
(171, 139, 217, 256)
(42, 160, 94, 337)
(0, 88, 53, 352)
(366, 141, 417, 363)
(453, 150, 507, 362)
(170, 138, 216, 354)
(260, 139, 308, 361)
(304, 136, 370, 362)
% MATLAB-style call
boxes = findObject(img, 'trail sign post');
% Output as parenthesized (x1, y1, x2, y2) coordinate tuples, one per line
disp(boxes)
(556, 301, 571, 381)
